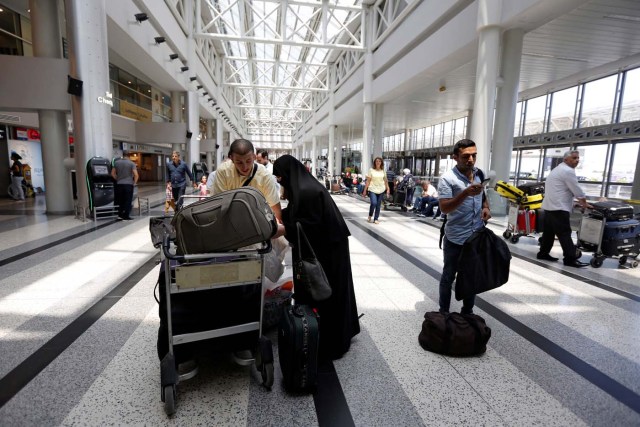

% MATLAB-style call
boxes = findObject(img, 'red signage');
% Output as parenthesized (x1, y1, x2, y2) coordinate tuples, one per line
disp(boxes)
(27, 129, 41, 141)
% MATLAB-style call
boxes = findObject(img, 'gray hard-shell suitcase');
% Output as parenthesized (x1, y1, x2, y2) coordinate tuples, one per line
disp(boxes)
(172, 187, 277, 254)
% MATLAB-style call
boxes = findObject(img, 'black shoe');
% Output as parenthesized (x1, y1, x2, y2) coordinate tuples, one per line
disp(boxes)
(122, 217, 134, 221)
(536, 253, 559, 262)
(564, 260, 589, 268)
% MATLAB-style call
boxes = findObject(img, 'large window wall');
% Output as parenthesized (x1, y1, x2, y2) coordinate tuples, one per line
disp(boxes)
(405, 116, 467, 151)
(515, 66, 640, 137)
(509, 140, 638, 199)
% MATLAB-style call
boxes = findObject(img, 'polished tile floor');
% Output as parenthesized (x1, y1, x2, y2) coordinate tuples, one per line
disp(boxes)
(0, 184, 639, 426)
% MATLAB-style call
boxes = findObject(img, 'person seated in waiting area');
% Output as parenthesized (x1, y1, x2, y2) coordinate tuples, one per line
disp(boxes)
(412, 181, 440, 217)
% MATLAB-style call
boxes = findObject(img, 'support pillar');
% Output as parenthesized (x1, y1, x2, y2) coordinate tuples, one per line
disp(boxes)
(469, 0, 502, 172)
(205, 119, 213, 171)
(311, 136, 317, 177)
(186, 91, 199, 172)
(216, 117, 224, 165)
(492, 28, 524, 182)
(30, 0, 73, 214)
(171, 91, 182, 153)
(362, 103, 373, 173)
(373, 104, 384, 159)
(65, 0, 113, 211)
(328, 125, 336, 177)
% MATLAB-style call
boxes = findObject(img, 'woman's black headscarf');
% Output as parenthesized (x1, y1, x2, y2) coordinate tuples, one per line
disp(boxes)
(273, 155, 349, 242)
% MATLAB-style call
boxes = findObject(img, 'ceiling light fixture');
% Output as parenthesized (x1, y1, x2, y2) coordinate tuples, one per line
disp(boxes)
(154, 36, 165, 44)
(180, 66, 189, 72)
(202, 92, 208, 96)
(189, 76, 197, 81)
(196, 85, 203, 89)
(169, 53, 179, 60)
(134, 13, 148, 23)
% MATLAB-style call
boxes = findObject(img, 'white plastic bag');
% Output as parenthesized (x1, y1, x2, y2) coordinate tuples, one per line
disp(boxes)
(263, 236, 289, 283)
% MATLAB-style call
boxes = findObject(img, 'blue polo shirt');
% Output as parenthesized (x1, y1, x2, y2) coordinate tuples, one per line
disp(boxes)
(437, 166, 484, 245)
(166, 160, 193, 188)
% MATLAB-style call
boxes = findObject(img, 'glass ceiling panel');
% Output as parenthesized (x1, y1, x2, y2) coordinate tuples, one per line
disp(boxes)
(203, 0, 362, 140)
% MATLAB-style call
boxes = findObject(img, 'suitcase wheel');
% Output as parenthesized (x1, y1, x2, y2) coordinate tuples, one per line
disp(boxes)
(590, 257, 603, 268)
(162, 384, 176, 416)
(261, 362, 274, 389)
(503, 230, 512, 239)
(619, 256, 628, 265)
(510, 235, 519, 244)
(256, 336, 274, 389)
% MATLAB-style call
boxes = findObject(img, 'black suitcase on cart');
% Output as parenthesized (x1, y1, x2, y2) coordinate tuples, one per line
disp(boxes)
(600, 219, 640, 256)
(278, 304, 319, 391)
(589, 201, 634, 221)
(517, 182, 545, 196)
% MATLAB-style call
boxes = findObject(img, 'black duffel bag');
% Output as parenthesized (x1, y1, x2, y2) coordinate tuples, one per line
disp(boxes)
(418, 311, 491, 357)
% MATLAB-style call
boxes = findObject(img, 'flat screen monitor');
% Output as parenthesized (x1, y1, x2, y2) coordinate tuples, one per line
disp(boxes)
(93, 165, 109, 175)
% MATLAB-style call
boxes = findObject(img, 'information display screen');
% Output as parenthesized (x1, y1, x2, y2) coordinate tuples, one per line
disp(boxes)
(93, 165, 109, 175)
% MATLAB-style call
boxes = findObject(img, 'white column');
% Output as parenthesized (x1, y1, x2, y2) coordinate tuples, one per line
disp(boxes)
(469, 0, 502, 172)
(186, 90, 199, 173)
(30, 0, 74, 214)
(205, 119, 213, 171)
(311, 136, 318, 176)
(328, 125, 336, 177)
(373, 104, 384, 159)
(171, 91, 182, 153)
(216, 117, 224, 165)
(492, 28, 524, 183)
(631, 148, 640, 200)
(65, 0, 113, 210)
(335, 128, 343, 175)
(362, 103, 373, 173)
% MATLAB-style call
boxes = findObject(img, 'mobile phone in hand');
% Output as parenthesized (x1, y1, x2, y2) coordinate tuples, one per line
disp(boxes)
(481, 178, 491, 186)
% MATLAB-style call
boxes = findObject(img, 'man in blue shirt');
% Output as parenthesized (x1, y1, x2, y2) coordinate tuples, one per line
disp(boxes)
(436, 139, 491, 314)
(166, 151, 195, 210)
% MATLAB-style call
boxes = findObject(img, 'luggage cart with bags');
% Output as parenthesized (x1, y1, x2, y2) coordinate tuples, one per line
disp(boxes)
(496, 180, 544, 243)
(577, 201, 640, 268)
(154, 188, 277, 416)
(383, 187, 407, 211)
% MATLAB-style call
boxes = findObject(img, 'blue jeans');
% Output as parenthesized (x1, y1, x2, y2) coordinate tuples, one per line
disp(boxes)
(368, 191, 384, 220)
(439, 237, 475, 314)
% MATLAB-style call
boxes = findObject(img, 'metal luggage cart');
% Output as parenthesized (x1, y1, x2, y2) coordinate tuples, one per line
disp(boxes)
(577, 213, 639, 268)
(159, 234, 274, 416)
(383, 188, 407, 211)
(502, 201, 537, 244)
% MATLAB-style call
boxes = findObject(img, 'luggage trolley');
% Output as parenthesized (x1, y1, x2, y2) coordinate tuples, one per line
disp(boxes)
(383, 188, 407, 211)
(158, 234, 274, 416)
(577, 211, 640, 268)
(503, 202, 539, 243)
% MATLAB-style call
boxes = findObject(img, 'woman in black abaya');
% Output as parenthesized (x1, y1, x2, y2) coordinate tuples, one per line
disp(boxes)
(273, 155, 360, 361)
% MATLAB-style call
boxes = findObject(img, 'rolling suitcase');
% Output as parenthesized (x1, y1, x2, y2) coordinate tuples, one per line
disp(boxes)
(495, 180, 524, 201)
(278, 304, 320, 391)
(517, 209, 536, 233)
(517, 182, 545, 196)
(589, 201, 634, 221)
(518, 193, 543, 210)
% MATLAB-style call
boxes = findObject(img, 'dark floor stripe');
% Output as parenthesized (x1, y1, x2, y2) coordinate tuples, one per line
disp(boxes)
(0, 199, 166, 268)
(0, 220, 118, 268)
(314, 361, 355, 427)
(509, 252, 640, 302)
(348, 219, 640, 415)
(0, 256, 158, 409)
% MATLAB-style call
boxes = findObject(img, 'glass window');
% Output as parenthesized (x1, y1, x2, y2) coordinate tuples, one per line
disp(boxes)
(513, 102, 522, 137)
(509, 150, 519, 183)
(549, 87, 578, 132)
(442, 120, 453, 147)
(454, 117, 466, 142)
(607, 141, 638, 199)
(580, 74, 617, 128)
(609, 141, 638, 183)
(517, 149, 541, 183)
(433, 123, 442, 147)
(425, 126, 433, 148)
(0, 7, 24, 55)
(575, 144, 608, 197)
(620, 68, 640, 123)
(523, 95, 547, 135)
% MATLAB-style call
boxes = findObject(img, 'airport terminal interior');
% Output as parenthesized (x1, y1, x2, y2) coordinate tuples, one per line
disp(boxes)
(1, 0, 640, 425)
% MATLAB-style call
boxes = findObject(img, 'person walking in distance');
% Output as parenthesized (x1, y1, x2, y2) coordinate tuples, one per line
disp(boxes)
(166, 151, 195, 210)
(9, 152, 25, 201)
(537, 150, 591, 267)
(437, 139, 491, 314)
(362, 157, 390, 224)
(111, 153, 139, 221)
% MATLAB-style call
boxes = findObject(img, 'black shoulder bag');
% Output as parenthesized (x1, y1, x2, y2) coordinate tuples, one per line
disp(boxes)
(243, 164, 259, 187)
(293, 222, 332, 302)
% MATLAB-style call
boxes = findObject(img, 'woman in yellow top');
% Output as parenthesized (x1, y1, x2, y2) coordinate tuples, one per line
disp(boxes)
(362, 157, 390, 224)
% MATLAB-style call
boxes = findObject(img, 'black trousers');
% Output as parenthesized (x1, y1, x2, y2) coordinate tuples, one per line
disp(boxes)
(115, 184, 134, 219)
(539, 210, 578, 262)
